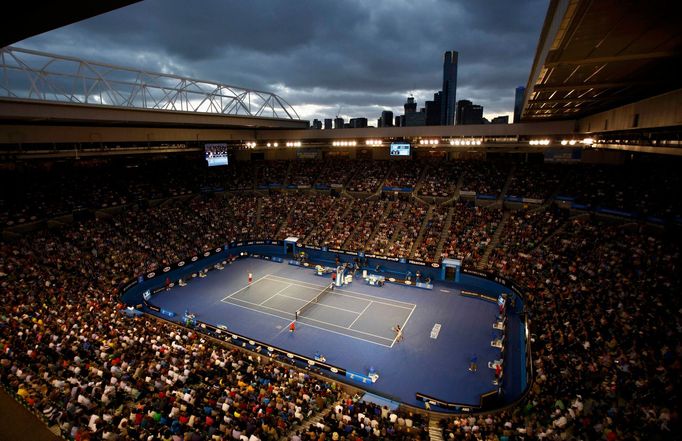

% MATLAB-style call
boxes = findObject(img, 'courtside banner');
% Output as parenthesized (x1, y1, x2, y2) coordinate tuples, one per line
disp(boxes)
(193, 320, 347, 377)
(142, 246, 225, 281)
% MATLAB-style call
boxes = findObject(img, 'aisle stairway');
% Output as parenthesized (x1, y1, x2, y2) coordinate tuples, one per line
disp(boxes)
(280, 399, 343, 441)
(434, 205, 455, 259)
(255, 197, 263, 226)
(428, 418, 444, 441)
(443, 174, 465, 205)
(409, 204, 434, 259)
(498, 164, 516, 201)
(477, 211, 511, 269)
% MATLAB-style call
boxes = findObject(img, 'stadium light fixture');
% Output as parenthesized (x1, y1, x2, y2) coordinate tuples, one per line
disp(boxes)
(332, 140, 356, 146)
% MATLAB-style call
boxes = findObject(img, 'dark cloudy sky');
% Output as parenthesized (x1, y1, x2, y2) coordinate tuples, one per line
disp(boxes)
(17, 0, 548, 124)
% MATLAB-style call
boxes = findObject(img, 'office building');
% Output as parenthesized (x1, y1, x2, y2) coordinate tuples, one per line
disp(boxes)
(334, 117, 345, 129)
(311, 119, 322, 129)
(425, 92, 442, 126)
(394, 115, 402, 127)
(405, 108, 426, 126)
(440, 50, 458, 125)
(404, 96, 417, 114)
(513, 86, 525, 123)
(349, 117, 368, 128)
(491, 115, 509, 124)
(380, 110, 394, 127)
(456, 100, 484, 125)
(324, 118, 332, 130)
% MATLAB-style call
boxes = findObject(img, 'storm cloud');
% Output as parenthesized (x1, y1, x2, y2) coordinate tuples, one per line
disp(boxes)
(17, 0, 547, 123)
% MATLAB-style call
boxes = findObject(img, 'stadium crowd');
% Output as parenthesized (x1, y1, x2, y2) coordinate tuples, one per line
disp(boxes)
(440, 202, 503, 265)
(1, 155, 680, 441)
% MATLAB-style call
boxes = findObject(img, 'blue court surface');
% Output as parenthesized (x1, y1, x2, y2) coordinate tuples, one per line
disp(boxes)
(150, 257, 504, 408)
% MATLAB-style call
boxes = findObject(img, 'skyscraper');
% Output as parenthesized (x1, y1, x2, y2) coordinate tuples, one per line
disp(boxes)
(404, 96, 417, 114)
(513, 86, 525, 123)
(324, 118, 332, 130)
(349, 117, 368, 128)
(380, 110, 394, 127)
(441, 50, 458, 125)
(456, 100, 484, 125)
(334, 117, 345, 129)
(425, 92, 442, 126)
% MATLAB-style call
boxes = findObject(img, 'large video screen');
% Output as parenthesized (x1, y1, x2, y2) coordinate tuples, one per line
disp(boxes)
(390, 142, 411, 156)
(205, 143, 229, 167)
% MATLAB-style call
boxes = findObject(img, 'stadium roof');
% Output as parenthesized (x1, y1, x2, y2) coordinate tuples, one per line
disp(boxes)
(0, 1, 141, 48)
(521, 0, 682, 122)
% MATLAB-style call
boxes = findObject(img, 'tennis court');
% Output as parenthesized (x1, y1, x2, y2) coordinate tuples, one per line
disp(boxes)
(148, 257, 513, 407)
(221, 274, 415, 347)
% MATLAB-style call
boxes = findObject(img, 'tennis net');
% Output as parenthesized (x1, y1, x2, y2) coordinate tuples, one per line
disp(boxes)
(296, 283, 334, 321)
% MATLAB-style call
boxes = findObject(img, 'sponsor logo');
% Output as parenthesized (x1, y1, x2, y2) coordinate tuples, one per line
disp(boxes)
(147, 272, 156, 278)
(203, 252, 210, 257)
(307, 360, 315, 366)
(163, 266, 171, 272)
(178, 261, 185, 267)
(286, 353, 294, 358)
(267, 347, 274, 352)
(330, 367, 339, 373)
(191, 256, 198, 262)
(431, 263, 440, 268)
(408, 260, 427, 266)
(215, 247, 221, 252)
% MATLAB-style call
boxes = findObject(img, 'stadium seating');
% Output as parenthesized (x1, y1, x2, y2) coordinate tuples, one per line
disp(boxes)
(1, 155, 680, 440)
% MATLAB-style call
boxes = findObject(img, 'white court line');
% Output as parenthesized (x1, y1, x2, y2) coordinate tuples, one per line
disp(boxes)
(391, 303, 418, 348)
(259, 283, 292, 306)
(220, 273, 402, 345)
(265, 274, 415, 310)
(220, 297, 295, 323)
(347, 301, 372, 329)
(440, 289, 451, 293)
(222, 295, 394, 343)
(221, 275, 269, 301)
(224, 295, 301, 315)
(220, 297, 392, 347)
(277, 292, 366, 316)
(295, 313, 394, 343)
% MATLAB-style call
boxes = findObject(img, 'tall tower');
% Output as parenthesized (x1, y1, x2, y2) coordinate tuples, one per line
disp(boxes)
(441, 50, 458, 125)
(404, 96, 417, 114)
(513, 86, 526, 123)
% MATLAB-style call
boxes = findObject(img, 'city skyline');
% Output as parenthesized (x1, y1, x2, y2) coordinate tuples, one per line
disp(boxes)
(15, 0, 547, 124)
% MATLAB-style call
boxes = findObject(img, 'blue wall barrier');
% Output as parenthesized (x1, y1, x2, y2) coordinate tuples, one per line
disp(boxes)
(382, 186, 413, 192)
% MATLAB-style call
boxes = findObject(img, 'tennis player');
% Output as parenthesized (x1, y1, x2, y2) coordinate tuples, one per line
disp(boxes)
(393, 324, 404, 342)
